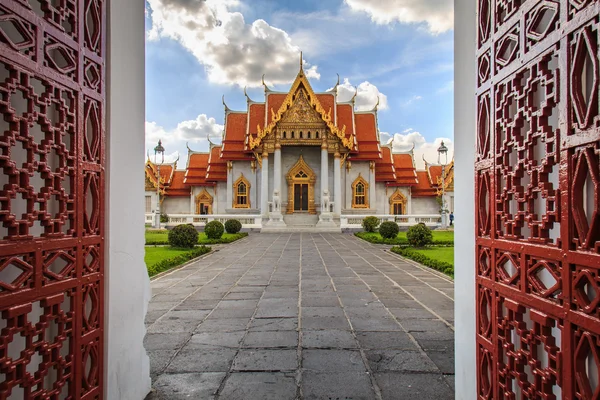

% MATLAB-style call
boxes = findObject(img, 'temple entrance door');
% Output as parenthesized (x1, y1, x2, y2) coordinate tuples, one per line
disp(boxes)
(294, 184, 309, 211)
(286, 155, 316, 214)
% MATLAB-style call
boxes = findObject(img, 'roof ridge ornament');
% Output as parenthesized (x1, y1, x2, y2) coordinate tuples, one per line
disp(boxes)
(350, 87, 358, 106)
(262, 74, 272, 93)
(222, 95, 231, 112)
(327, 73, 341, 93)
(372, 95, 380, 112)
(207, 132, 217, 148)
(244, 86, 255, 103)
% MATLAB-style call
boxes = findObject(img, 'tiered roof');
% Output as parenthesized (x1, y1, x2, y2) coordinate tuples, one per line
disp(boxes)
(145, 57, 451, 198)
(412, 159, 455, 197)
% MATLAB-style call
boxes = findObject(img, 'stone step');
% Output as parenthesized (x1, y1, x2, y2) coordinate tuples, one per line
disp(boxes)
(283, 214, 319, 226)
(261, 226, 341, 233)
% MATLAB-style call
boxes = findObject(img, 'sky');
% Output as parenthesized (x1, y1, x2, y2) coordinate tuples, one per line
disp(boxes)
(144, 0, 454, 169)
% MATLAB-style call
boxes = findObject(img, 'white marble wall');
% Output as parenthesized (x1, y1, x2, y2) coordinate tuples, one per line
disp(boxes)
(215, 181, 228, 213)
(411, 197, 439, 214)
(162, 197, 191, 214)
(344, 161, 371, 211)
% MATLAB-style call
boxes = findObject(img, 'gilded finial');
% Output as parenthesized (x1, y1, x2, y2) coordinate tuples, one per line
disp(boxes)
(410, 142, 415, 153)
(300, 51, 303, 69)
(373, 95, 380, 111)
(147, 149, 150, 162)
(350, 87, 358, 105)
(186, 142, 192, 153)
(222, 95, 231, 112)
(328, 73, 341, 93)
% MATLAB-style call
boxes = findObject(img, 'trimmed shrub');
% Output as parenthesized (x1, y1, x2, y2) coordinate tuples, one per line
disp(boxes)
(406, 224, 433, 247)
(391, 247, 454, 278)
(205, 220, 224, 239)
(379, 221, 400, 239)
(168, 224, 198, 248)
(147, 246, 211, 277)
(362, 216, 380, 233)
(160, 213, 169, 223)
(224, 219, 242, 234)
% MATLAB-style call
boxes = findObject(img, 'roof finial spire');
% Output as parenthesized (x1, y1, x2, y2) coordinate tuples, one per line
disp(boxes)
(222, 95, 231, 112)
(350, 87, 358, 105)
(261, 74, 272, 93)
(147, 150, 150, 162)
(207, 132, 216, 148)
(300, 51, 303, 70)
(373, 95, 380, 111)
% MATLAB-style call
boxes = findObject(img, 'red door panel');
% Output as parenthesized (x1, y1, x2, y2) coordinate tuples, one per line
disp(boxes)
(0, 0, 104, 398)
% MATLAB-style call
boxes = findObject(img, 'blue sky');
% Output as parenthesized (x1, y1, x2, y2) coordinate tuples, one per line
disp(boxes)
(145, 0, 454, 168)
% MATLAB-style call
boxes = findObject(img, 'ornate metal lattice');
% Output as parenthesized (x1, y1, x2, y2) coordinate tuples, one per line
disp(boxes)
(0, 0, 104, 397)
(476, 0, 600, 398)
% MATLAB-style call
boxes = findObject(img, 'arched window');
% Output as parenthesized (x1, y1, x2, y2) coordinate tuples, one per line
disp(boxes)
(352, 174, 369, 208)
(195, 188, 213, 215)
(389, 189, 408, 215)
(233, 174, 251, 208)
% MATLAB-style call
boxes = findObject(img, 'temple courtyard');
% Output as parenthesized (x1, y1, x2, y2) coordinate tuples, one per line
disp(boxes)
(144, 233, 455, 399)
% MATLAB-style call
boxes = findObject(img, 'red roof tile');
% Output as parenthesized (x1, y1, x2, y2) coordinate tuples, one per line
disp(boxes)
(412, 171, 437, 197)
(184, 153, 211, 186)
(266, 94, 286, 124)
(391, 154, 418, 186)
(316, 94, 335, 119)
(165, 171, 190, 197)
(247, 103, 265, 146)
(222, 112, 252, 160)
(351, 113, 380, 160)
(429, 165, 443, 186)
(375, 147, 395, 182)
(206, 146, 227, 182)
(336, 104, 354, 141)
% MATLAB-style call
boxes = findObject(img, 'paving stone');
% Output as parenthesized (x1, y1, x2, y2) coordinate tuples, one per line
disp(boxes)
(301, 306, 345, 318)
(224, 291, 263, 300)
(149, 350, 177, 376)
(243, 331, 298, 348)
(166, 348, 237, 373)
(412, 328, 455, 341)
(418, 339, 454, 352)
(151, 372, 225, 399)
(401, 319, 452, 332)
(249, 318, 298, 332)
(387, 307, 437, 320)
(173, 300, 220, 310)
(302, 349, 366, 372)
(355, 331, 418, 350)
(194, 318, 250, 333)
(302, 330, 358, 349)
(218, 372, 297, 400)
(255, 304, 298, 318)
(366, 350, 439, 373)
(301, 296, 340, 307)
(428, 351, 455, 374)
(232, 349, 297, 371)
(206, 308, 256, 319)
(215, 299, 260, 309)
(302, 371, 376, 400)
(349, 317, 402, 332)
(186, 331, 245, 349)
(145, 310, 166, 325)
(144, 333, 191, 351)
(374, 372, 455, 400)
(302, 316, 351, 330)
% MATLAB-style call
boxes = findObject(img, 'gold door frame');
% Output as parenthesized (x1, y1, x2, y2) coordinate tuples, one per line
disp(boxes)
(286, 155, 316, 214)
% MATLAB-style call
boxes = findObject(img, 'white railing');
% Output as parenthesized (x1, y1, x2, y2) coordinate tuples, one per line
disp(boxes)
(164, 214, 263, 229)
(145, 213, 154, 224)
(340, 214, 442, 229)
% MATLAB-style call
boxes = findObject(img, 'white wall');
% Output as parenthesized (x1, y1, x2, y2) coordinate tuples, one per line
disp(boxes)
(106, 0, 151, 398)
(215, 181, 228, 213)
(162, 197, 191, 214)
(344, 161, 371, 211)
(411, 197, 439, 214)
(454, 0, 476, 396)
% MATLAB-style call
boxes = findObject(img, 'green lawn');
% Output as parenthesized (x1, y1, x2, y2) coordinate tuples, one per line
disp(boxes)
(144, 246, 193, 267)
(145, 230, 247, 245)
(356, 230, 454, 245)
(411, 246, 454, 266)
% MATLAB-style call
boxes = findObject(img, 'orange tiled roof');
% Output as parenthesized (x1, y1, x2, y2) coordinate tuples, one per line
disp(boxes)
(145, 161, 175, 188)
(247, 103, 265, 148)
(336, 104, 354, 143)
(184, 152, 211, 186)
(206, 146, 227, 182)
(350, 113, 381, 160)
(429, 165, 443, 186)
(266, 94, 286, 124)
(221, 112, 251, 160)
(316, 94, 335, 120)
(412, 171, 438, 197)
(165, 171, 190, 197)
(375, 147, 395, 182)
(391, 154, 418, 186)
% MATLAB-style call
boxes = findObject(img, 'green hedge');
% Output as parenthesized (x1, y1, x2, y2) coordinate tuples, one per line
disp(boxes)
(355, 232, 454, 246)
(147, 246, 211, 277)
(145, 232, 248, 246)
(390, 246, 454, 278)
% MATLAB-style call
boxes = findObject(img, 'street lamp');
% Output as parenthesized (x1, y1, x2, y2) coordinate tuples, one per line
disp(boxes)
(154, 140, 165, 228)
(437, 141, 448, 229)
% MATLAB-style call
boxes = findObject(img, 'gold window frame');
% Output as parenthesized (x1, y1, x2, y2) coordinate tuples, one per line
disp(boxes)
(195, 188, 213, 214)
(233, 174, 251, 208)
(389, 188, 408, 215)
(351, 174, 369, 209)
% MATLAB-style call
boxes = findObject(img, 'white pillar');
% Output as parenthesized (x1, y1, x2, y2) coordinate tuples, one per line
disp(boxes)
(321, 144, 328, 210)
(274, 144, 282, 194)
(261, 152, 269, 216)
(334, 152, 341, 215)
(190, 188, 194, 214)
(369, 161, 376, 211)
(226, 162, 232, 209)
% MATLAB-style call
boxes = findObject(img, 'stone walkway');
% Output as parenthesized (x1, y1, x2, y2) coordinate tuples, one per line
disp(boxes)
(144, 233, 455, 400)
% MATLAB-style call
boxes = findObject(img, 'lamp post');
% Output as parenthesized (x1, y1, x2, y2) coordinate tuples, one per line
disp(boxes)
(438, 141, 448, 229)
(154, 140, 165, 228)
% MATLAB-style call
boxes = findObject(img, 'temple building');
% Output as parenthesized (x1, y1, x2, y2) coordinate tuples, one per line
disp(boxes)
(144, 61, 454, 230)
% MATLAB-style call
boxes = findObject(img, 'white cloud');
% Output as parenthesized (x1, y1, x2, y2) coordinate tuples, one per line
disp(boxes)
(344, 0, 453, 34)
(333, 78, 389, 111)
(146, 114, 224, 165)
(147, 0, 319, 87)
(381, 129, 453, 169)
(401, 95, 423, 107)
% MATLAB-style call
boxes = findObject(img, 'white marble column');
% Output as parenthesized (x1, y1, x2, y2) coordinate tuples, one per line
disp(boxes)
(321, 143, 328, 210)
(226, 161, 232, 208)
(369, 161, 376, 210)
(190, 188, 195, 214)
(334, 152, 341, 216)
(274, 143, 282, 195)
(261, 152, 269, 216)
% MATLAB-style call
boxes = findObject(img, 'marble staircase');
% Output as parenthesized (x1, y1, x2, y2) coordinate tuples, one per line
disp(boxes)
(261, 213, 341, 233)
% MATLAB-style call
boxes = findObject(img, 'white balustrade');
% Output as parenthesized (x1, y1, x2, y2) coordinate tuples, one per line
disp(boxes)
(339, 214, 442, 229)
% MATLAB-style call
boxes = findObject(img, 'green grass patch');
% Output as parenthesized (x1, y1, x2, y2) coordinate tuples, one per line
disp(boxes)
(355, 230, 454, 246)
(145, 246, 211, 277)
(391, 246, 454, 278)
(145, 230, 248, 245)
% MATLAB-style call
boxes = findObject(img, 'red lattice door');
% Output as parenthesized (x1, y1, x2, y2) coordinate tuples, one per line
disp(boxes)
(477, 0, 600, 398)
(0, 0, 104, 398)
